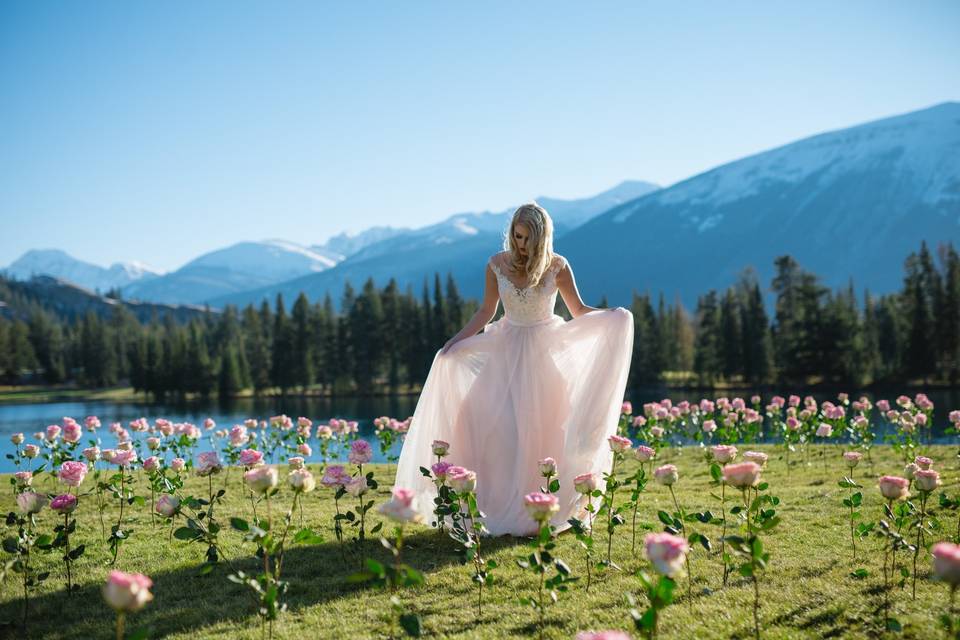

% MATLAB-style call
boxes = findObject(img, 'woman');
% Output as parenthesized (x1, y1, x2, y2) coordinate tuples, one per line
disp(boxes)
(394, 201, 634, 536)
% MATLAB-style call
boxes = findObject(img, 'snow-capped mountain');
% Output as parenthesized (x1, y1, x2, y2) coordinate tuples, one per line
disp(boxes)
(557, 101, 960, 310)
(311, 226, 411, 260)
(210, 180, 660, 309)
(122, 240, 340, 305)
(4, 249, 163, 292)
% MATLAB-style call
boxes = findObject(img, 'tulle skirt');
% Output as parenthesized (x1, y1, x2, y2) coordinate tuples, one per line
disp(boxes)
(394, 307, 635, 537)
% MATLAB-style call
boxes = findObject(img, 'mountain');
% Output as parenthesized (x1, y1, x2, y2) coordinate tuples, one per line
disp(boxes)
(556, 101, 960, 310)
(122, 240, 340, 305)
(209, 180, 660, 309)
(4, 249, 163, 292)
(311, 226, 411, 261)
(0, 275, 211, 323)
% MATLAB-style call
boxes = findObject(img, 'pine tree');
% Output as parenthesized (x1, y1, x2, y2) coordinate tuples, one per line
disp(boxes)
(693, 291, 722, 385)
(291, 293, 314, 391)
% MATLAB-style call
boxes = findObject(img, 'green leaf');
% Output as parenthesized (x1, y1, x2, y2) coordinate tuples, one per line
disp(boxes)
(68, 544, 85, 560)
(549, 478, 560, 493)
(710, 463, 722, 483)
(230, 517, 249, 532)
(173, 527, 201, 541)
(657, 510, 673, 526)
(849, 568, 869, 579)
(399, 612, 423, 637)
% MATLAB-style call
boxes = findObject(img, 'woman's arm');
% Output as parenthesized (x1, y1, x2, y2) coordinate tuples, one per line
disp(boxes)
(557, 258, 618, 318)
(440, 261, 500, 354)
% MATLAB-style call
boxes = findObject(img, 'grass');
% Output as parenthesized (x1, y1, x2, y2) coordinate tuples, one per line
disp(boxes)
(0, 444, 956, 639)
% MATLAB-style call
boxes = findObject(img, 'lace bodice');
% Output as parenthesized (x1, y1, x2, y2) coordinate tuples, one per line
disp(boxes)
(489, 254, 568, 326)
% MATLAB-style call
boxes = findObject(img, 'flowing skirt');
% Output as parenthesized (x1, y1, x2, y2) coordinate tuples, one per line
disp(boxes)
(394, 307, 635, 537)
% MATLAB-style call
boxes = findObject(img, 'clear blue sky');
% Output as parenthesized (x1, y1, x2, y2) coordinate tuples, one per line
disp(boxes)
(1, 1, 958, 272)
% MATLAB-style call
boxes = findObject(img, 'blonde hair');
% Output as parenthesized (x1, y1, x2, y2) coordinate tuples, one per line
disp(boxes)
(502, 202, 554, 287)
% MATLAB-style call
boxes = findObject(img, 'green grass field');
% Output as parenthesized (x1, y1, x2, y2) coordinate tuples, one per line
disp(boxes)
(0, 444, 955, 639)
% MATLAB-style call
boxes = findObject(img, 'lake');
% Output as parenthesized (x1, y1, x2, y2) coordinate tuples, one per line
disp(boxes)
(0, 388, 957, 472)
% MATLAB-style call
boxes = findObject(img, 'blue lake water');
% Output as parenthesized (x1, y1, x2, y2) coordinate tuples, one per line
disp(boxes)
(0, 389, 957, 473)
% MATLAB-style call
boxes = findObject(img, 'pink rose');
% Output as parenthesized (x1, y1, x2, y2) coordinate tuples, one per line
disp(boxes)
(523, 491, 559, 522)
(722, 462, 761, 488)
(538, 457, 557, 477)
(621, 401, 633, 415)
(45, 424, 61, 441)
(51, 493, 78, 514)
(17, 491, 47, 514)
(702, 419, 717, 433)
(573, 472, 599, 494)
(10, 432, 24, 445)
(447, 467, 477, 493)
(914, 469, 941, 493)
(203, 418, 216, 430)
(843, 451, 863, 468)
(170, 457, 186, 472)
(904, 463, 919, 480)
(85, 416, 101, 430)
(195, 451, 223, 476)
(653, 464, 679, 486)
(239, 449, 264, 467)
(23, 444, 40, 459)
(103, 571, 153, 612)
(608, 435, 632, 453)
(649, 426, 665, 439)
(288, 468, 317, 493)
(345, 474, 369, 497)
(634, 445, 656, 462)
(156, 494, 180, 518)
(146, 437, 161, 451)
(14, 471, 32, 487)
(914, 456, 933, 470)
(297, 443, 312, 457)
(743, 451, 768, 467)
(142, 456, 161, 472)
(815, 423, 832, 437)
(932, 542, 960, 586)
(348, 440, 373, 465)
(378, 487, 423, 523)
(879, 476, 910, 501)
(244, 466, 278, 493)
(431, 440, 450, 457)
(62, 422, 82, 444)
(112, 449, 137, 468)
(59, 460, 88, 487)
(707, 443, 736, 462)
(81, 446, 100, 462)
(644, 531, 689, 577)
(288, 456, 305, 470)
(431, 461, 453, 481)
(321, 464, 350, 488)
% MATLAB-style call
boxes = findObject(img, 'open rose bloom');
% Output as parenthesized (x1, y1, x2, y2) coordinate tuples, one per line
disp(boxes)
(842, 451, 863, 468)
(573, 472, 599, 495)
(378, 487, 424, 524)
(711, 445, 738, 464)
(523, 491, 559, 523)
(653, 464, 679, 486)
(644, 531, 689, 577)
(932, 542, 960, 586)
(879, 476, 910, 501)
(722, 462, 762, 489)
(103, 571, 153, 612)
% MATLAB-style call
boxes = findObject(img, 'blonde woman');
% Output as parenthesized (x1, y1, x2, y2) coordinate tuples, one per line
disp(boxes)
(395, 202, 634, 537)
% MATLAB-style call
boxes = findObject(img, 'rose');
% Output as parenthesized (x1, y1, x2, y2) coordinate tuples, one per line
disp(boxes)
(239, 449, 264, 467)
(348, 440, 373, 465)
(523, 491, 559, 522)
(23, 444, 39, 459)
(142, 456, 161, 473)
(297, 443, 312, 457)
(914, 456, 933, 470)
(146, 437, 161, 451)
(321, 465, 349, 488)
(644, 531, 689, 577)
(879, 475, 910, 501)
(577, 632, 632, 640)
(573, 472, 600, 494)
(170, 458, 186, 472)
(45, 424, 61, 441)
(155, 494, 180, 518)
(743, 451, 768, 467)
(14, 471, 32, 487)
(431, 440, 450, 457)
(932, 542, 960, 586)
(345, 475, 369, 497)
(653, 464, 679, 486)
(117, 440, 133, 451)
(538, 457, 557, 477)
(244, 466, 278, 494)
(103, 571, 153, 612)
(62, 422, 82, 444)
(722, 462, 762, 488)
(914, 469, 941, 493)
(112, 449, 137, 467)
(10, 432, 24, 445)
(17, 491, 47, 514)
(904, 463, 919, 480)
(843, 451, 863, 468)
(288, 468, 316, 493)
(649, 426, 665, 439)
(634, 445, 656, 462)
(195, 451, 222, 476)
(815, 423, 832, 437)
(287, 456, 305, 470)
(378, 487, 424, 523)
(82, 446, 101, 462)
(621, 401, 633, 415)
(59, 461, 88, 487)
(447, 467, 477, 493)
(711, 445, 738, 464)
(702, 419, 717, 433)
(51, 493, 78, 514)
(608, 434, 632, 453)
(431, 461, 452, 481)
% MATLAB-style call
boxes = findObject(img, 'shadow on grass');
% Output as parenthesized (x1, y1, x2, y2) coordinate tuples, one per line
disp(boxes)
(0, 529, 529, 640)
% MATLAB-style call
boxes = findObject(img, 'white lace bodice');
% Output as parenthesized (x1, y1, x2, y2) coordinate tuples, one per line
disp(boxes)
(489, 253, 568, 326)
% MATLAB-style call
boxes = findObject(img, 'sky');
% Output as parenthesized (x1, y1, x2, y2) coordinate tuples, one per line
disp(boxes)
(1, 1, 958, 272)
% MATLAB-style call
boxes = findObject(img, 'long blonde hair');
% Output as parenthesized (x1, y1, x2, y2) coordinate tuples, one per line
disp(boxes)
(502, 202, 554, 287)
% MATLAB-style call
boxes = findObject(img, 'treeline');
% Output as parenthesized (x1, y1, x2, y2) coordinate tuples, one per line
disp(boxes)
(0, 240, 957, 395)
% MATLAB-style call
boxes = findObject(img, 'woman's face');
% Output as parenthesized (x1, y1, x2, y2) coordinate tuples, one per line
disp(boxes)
(513, 223, 530, 256)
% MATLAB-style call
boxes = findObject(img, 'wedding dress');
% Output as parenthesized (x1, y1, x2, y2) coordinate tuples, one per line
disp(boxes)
(394, 252, 635, 536)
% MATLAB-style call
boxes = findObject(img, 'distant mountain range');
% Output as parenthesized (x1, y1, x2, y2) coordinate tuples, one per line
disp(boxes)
(4, 101, 958, 313)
